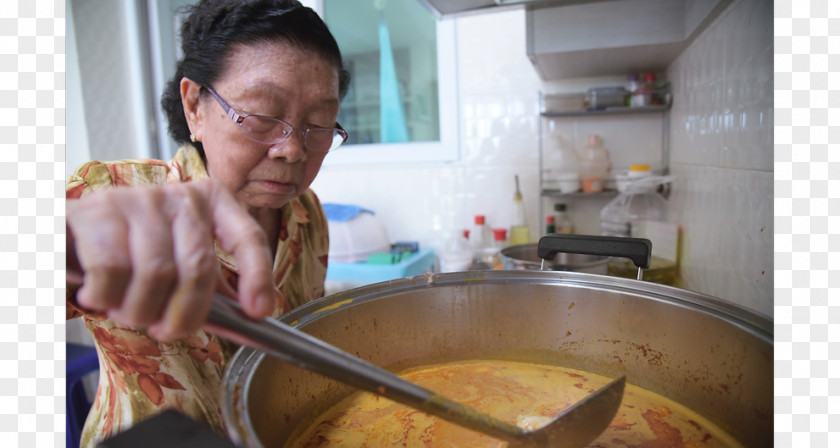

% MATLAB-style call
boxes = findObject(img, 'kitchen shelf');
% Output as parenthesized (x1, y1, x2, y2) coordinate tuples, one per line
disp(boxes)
(541, 189, 619, 198)
(537, 91, 672, 232)
(542, 105, 671, 117)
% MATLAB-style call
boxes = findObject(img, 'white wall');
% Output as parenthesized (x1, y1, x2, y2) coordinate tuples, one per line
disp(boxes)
(65, 0, 93, 349)
(66, 1, 90, 179)
(68, 0, 156, 168)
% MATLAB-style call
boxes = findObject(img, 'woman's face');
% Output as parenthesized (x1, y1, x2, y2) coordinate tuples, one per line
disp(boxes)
(184, 41, 340, 215)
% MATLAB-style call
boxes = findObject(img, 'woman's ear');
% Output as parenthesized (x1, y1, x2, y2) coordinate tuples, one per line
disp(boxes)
(180, 78, 204, 142)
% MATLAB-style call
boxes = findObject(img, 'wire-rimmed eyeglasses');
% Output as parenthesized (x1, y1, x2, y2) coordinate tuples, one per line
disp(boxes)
(203, 86, 348, 153)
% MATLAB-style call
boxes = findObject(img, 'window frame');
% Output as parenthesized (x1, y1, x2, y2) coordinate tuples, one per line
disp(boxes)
(317, 8, 460, 167)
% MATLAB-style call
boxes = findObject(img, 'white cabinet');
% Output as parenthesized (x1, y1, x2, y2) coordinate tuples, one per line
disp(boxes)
(526, 0, 734, 79)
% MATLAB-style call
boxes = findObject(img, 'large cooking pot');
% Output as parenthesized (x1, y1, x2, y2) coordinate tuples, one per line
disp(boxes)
(221, 237, 772, 447)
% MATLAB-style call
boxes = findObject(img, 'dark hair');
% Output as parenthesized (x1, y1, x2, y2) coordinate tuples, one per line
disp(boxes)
(160, 0, 351, 150)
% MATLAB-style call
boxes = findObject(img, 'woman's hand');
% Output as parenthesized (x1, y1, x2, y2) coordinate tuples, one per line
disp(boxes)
(66, 180, 276, 341)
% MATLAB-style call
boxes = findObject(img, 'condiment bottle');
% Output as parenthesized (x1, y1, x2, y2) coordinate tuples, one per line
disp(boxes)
(545, 216, 556, 235)
(468, 215, 492, 255)
(578, 135, 611, 193)
(509, 175, 531, 245)
(554, 203, 573, 234)
(489, 228, 508, 270)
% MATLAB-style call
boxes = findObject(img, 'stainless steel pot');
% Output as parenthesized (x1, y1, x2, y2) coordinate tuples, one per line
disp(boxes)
(221, 270, 772, 447)
(501, 243, 609, 274)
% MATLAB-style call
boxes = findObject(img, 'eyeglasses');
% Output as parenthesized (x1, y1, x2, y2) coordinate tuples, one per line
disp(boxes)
(203, 86, 348, 153)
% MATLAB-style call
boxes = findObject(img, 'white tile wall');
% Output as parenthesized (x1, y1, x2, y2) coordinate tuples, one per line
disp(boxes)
(666, 0, 773, 315)
(314, 0, 773, 316)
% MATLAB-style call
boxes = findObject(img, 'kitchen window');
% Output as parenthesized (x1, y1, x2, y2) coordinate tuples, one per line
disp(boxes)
(319, 0, 459, 166)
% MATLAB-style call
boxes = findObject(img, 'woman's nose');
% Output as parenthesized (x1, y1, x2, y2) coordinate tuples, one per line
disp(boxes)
(267, 132, 307, 162)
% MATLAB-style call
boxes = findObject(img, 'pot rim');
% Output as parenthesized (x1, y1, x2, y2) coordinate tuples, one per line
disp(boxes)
(281, 271, 771, 341)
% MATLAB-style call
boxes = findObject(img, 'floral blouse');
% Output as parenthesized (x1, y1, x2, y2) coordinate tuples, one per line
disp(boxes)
(66, 145, 329, 447)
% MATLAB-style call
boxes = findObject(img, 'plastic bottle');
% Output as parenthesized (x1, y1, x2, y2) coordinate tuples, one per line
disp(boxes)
(600, 164, 678, 284)
(543, 127, 579, 194)
(553, 203, 573, 234)
(485, 228, 508, 270)
(468, 215, 493, 269)
(509, 175, 531, 246)
(469, 215, 491, 251)
(600, 164, 666, 237)
(578, 135, 611, 193)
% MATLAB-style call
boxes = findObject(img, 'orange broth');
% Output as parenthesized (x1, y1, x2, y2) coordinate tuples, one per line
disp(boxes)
(287, 360, 742, 448)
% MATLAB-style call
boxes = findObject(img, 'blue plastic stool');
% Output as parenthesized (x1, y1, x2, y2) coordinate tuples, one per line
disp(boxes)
(67, 343, 99, 448)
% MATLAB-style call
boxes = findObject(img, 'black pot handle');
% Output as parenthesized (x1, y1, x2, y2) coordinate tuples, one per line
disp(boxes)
(537, 234, 652, 269)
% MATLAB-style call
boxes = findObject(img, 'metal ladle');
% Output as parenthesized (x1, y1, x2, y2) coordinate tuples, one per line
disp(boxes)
(206, 293, 625, 448)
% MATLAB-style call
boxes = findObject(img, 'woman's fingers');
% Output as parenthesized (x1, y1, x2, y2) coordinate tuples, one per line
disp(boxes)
(204, 181, 275, 319)
(67, 193, 133, 313)
(109, 188, 177, 329)
(148, 185, 218, 341)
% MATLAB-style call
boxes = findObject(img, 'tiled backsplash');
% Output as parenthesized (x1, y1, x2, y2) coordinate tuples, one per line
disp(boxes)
(666, 0, 773, 315)
(312, 0, 772, 316)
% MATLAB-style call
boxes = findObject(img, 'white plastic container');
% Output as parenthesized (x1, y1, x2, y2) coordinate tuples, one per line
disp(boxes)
(327, 211, 391, 263)
(578, 135, 611, 193)
(543, 132, 580, 193)
(600, 166, 679, 285)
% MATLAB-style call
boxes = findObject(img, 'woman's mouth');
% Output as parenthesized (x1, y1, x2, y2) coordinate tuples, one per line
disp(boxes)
(255, 180, 297, 195)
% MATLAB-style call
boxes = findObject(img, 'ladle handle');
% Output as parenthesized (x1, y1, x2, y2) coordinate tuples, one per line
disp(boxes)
(205, 294, 529, 444)
(537, 234, 652, 269)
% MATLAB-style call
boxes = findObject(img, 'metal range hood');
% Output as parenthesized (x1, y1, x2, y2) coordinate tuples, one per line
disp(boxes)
(416, 0, 611, 19)
(417, 0, 733, 80)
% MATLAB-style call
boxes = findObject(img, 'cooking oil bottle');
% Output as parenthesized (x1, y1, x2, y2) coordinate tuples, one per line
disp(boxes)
(509, 175, 531, 246)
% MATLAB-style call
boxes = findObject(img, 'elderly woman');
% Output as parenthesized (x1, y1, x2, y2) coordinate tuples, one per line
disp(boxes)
(65, 0, 350, 445)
